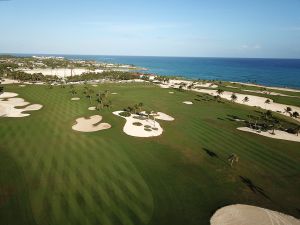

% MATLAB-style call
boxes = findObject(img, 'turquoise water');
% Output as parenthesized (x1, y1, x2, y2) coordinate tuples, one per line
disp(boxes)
(14, 54, 300, 89)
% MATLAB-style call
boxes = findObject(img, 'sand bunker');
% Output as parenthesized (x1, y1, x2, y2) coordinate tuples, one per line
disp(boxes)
(194, 89, 300, 122)
(71, 97, 80, 101)
(0, 92, 18, 98)
(111, 92, 118, 95)
(92, 84, 98, 87)
(183, 101, 193, 105)
(141, 111, 175, 121)
(238, 127, 300, 143)
(72, 115, 111, 132)
(19, 84, 26, 87)
(113, 111, 174, 137)
(88, 106, 96, 111)
(169, 91, 174, 94)
(0, 79, 20, 85)
(211, 204, 300, 225)
(0, 92, 43, 117)
(158, 79, 218, 89)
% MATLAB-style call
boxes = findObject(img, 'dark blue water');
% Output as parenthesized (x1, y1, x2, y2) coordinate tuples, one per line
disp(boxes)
(12, 54, 300, 89)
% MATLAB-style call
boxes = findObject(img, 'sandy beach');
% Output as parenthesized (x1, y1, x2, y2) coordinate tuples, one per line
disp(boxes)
(21, 68, 104, 78)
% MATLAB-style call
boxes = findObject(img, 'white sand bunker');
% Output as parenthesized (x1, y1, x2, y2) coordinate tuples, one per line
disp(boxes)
(238, 127, 300, 143)
(0, 79, 20, 85)
(92, 84, 98, 87)
(88, 106, 96, 111)
(111, 92, 118, 95)
(169, 91, 174, 94)
(142, 111, 175, 121)
(19, 84, 26, 87)
(211, 204, 300, 225)
(71, 97, 80, 101)
(0, 92, 43, 117)
(72, 115, 111, 132)
(183, 101, 193, 105)
(113, 111, 174, 137)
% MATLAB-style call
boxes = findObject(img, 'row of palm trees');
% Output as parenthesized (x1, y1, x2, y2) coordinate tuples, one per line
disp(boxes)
(69, 85, 112, 110)
(246, 111, 300, 136)
(217, 88, 299, 119)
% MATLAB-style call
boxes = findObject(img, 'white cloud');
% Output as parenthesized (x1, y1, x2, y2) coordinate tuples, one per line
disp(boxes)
(240, 44, 261, 50)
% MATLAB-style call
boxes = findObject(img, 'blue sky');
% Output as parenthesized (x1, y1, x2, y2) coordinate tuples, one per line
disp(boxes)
(0, 0, 300, 58)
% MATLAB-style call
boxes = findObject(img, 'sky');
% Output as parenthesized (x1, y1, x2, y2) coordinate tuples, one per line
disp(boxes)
(0, 0, 300, 58)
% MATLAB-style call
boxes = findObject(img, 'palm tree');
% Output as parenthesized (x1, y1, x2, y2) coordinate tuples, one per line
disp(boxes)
(243, 96, 249, 103)
(86, 88, 94, 104)
(284, 107, 292, 116)
(104, 90, 109, 98)
(178, 85, 184, 91)
(292, 111, 299, 118)
(70, 85, 77, 95)
(107, 100, 112, 110)
(264, 110, 273, 120)
(145, 110, 151, 120)
(247, 115, 253, 129)
(265, 99, 271, 104)
(227, 154, 239, 167)
(214, 95, 221, 102)
(217, 89, 224, 96)
(151, 111, 158, 128)
(296, 126, 300, 136)
(231, 93, 237, 102)
(133, 104, 139, 114)
(138, 102, 143, 112)
(270, 121, 281, 135)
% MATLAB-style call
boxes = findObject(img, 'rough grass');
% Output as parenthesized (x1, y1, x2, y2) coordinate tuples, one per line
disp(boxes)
(0, 82, 300, 225)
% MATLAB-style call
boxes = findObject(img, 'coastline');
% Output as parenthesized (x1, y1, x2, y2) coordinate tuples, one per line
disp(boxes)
(231, 81, 300, 92)
(5, 54, 300, 90)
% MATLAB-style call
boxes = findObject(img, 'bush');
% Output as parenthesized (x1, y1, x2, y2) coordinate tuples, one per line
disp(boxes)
(144, 128, 152, 132)
(119, 111, 131, 117)
(132, 122, 142, 126)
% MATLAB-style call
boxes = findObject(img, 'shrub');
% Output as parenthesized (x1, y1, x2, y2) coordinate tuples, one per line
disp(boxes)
(119, 111, 131, 117)
(144, 128, 152, 132)
(132, 122, 142, 126)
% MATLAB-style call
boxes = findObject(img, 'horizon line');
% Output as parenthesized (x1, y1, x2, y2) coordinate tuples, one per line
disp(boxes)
(1, 52, 300, 60)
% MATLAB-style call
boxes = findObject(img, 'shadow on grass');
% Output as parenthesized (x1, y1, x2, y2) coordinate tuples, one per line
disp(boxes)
(239, 176, 270, 200)
(203, 148, 219, 158)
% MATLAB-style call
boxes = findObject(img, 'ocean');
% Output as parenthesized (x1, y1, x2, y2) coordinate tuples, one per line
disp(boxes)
(13, 54, 300, 89)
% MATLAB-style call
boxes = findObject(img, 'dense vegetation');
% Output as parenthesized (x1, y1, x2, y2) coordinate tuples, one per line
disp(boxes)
(67, 71, 137, 82)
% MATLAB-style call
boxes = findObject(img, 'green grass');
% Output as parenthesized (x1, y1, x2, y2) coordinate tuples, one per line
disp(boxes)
(0, 83, 300, 225)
